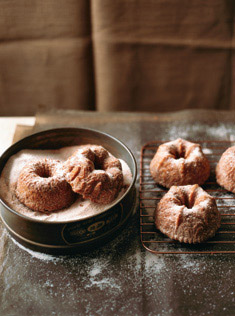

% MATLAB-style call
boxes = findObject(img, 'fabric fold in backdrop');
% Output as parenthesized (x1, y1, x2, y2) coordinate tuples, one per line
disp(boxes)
(0, 0, 234, 115)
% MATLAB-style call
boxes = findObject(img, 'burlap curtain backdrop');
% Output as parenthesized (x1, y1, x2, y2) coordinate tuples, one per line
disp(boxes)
(0, 0, 234, 115)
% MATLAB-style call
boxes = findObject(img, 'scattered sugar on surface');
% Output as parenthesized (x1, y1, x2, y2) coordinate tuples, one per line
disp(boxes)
(44, 280, 54, 288)
(88, 257, 107, 278)
(87, 278, 121, 291)
(178, 254, 203, 274)
(164, 123, 235, 142)
(2, 225, 143, 312)
(1, 122, 235, 316)
(85, 271, 122, 292)
(89, 265, 102, 277)
(9, 233, 61, 262)
(229, 134, 235, 142)
(144, 250, 165, 273)
(203, 148, 212, 154)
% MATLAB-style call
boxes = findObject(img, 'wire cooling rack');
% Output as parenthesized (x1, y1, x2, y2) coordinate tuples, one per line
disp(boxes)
(139, 140, 235, 254)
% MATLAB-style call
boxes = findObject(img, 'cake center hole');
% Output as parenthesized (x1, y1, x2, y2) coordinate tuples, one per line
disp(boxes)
(94, 158, 105, 170)
(38, 166, 52, 178)
(175, 150, 185, 159)
(174, 146, 186, 159)
(183, 195, 195, 209)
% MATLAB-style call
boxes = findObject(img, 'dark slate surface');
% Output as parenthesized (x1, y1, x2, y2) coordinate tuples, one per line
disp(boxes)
(0, 109, 235, 316)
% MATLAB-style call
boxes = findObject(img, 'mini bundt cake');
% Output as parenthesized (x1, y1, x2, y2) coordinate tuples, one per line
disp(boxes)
(16, 159, 75, 212)
(63, 145, 123, 204)
(150, 138, 210, 188)
(155, 184, 221, 243)
(216, 146, 235, 193)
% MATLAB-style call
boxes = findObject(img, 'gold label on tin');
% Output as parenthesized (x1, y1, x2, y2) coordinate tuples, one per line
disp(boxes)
(87, 221, 105, 232)
(61, 203, 123, 245)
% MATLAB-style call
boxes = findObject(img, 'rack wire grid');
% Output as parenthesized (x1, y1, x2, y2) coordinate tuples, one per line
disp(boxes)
(139, 140, 235, 254)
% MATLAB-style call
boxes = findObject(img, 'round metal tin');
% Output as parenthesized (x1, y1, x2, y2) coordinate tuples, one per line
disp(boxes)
(0, 128, 137, 254)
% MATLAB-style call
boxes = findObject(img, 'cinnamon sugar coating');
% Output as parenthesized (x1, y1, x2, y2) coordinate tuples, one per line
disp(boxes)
(155, 184, 221, 243)
(16, 159, 75, 212)
(150, 138, 210, 188)
(63, 145, 123, 204)
(216, 146, 235, 193)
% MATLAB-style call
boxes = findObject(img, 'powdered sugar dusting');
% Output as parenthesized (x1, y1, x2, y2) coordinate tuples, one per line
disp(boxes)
(187, 146, 202, 161)
(199, 199, 210, 209)
(0, 146, 133, 222)
(203, 148, 212, 154)
(9, 232, 61, 262)
(89, 265, 102, 277)
(1, 117, 235, 316)
(144, 250, 165, 273)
